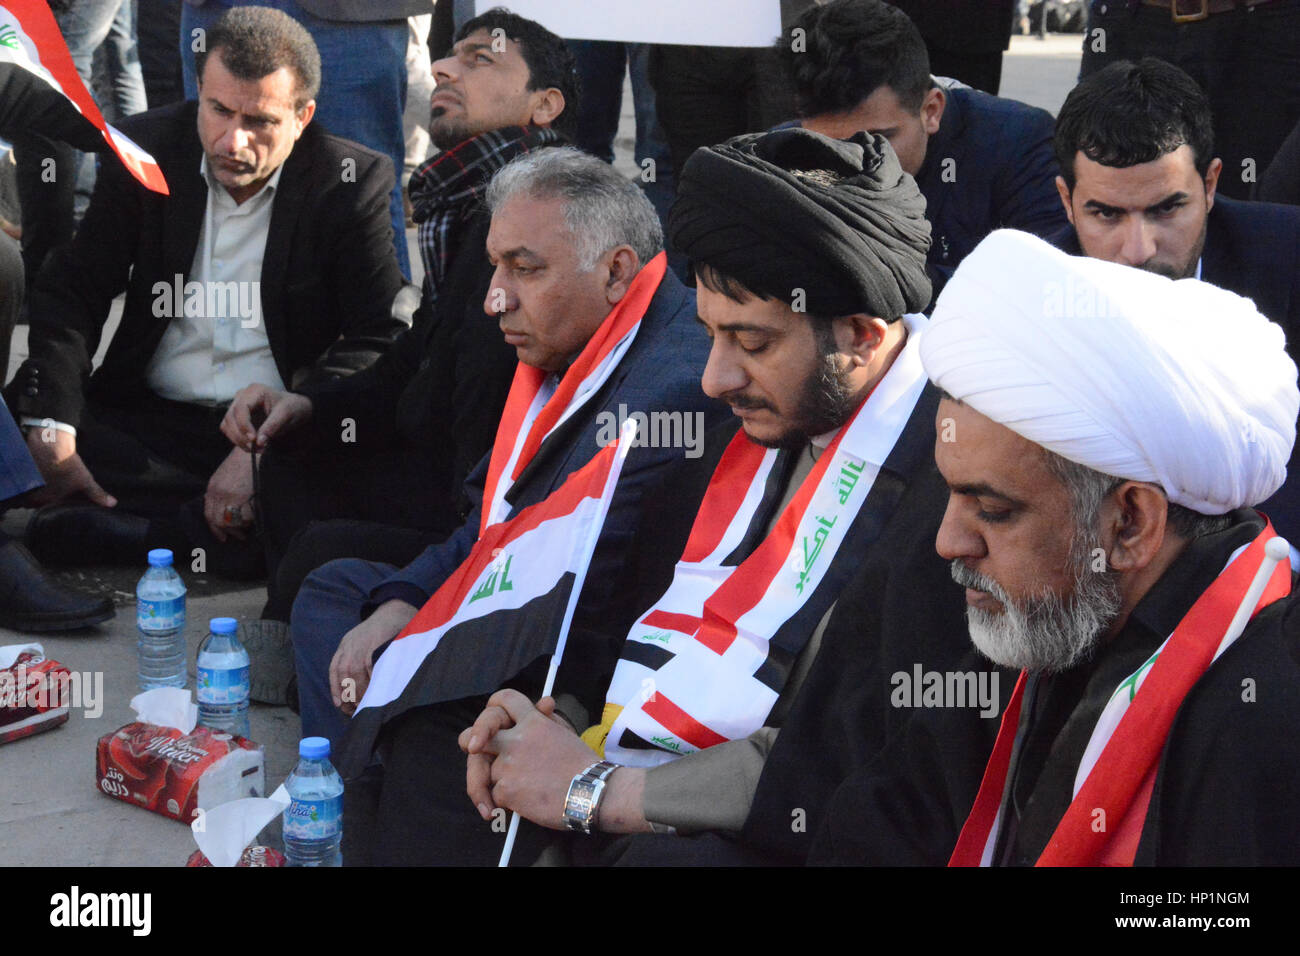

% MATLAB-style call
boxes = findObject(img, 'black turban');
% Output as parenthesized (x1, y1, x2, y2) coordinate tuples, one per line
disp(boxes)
(668, 127, 932, 318)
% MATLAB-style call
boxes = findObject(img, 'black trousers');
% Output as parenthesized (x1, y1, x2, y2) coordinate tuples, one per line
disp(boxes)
(647, 45, 796, 187)
(75, 396, 264, 577)
(1081, 0, 1300, 200)
(342, 698, 554, 867)
(256, 442, 454, 620)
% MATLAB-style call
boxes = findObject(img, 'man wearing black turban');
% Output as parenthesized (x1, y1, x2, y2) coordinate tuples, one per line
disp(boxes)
(456, 128, 1002, 866)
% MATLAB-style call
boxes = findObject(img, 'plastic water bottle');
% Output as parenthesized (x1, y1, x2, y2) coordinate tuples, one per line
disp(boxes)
(196, 617, 250, 738)
(136, 548, 186, 690)
(283, 737, 344, 867)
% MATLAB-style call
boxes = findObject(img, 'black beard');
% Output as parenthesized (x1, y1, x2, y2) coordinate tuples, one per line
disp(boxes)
(749, 343, 860, 450)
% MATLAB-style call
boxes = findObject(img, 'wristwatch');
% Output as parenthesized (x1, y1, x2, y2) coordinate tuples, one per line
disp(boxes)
(563, 760, 619, 834)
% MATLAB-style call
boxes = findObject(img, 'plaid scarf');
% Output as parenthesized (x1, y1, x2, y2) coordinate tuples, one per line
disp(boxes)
(409, 125, 563, 305)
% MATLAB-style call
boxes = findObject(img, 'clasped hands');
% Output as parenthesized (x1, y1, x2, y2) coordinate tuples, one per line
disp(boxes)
(458, 689, 596, 830)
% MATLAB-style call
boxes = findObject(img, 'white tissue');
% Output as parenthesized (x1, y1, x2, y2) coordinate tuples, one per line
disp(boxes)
(0, 643, 44, 670)
(191, 785, 291, 867)
(129, 687, 198, 734)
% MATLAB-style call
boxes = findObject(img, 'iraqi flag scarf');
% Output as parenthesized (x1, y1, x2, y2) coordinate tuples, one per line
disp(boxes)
(479, 251, 666, 535)
(0, 1, 167, 193)
(588, 313, 930, 766)
(949, 521, 1291, 867)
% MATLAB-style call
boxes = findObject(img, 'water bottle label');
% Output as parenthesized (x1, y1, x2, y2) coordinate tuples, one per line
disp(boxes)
(138, 597, 185, 633)
(284, 796, 342, 840)
(197, 665, 250, 704)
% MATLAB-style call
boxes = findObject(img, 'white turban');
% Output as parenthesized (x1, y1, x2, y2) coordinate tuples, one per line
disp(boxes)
(920, 229, 1298, 515)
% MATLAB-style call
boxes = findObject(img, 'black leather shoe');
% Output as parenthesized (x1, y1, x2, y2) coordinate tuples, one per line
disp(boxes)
(0, 536, 115, 632)
(25, 504, 151, 567)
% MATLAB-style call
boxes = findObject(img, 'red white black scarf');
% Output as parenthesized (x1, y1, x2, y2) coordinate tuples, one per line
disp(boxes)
(949, 522, 1291, 867)
(586, 314, 929, 766)
(479, 252, 667, 536)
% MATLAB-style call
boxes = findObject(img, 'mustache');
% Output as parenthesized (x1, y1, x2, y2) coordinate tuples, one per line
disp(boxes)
(950, 560, 1011, 604)
(718, 391, 774, 412)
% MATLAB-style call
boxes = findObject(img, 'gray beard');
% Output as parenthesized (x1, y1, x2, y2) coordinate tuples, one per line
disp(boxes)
(950, 534, 1123, 673)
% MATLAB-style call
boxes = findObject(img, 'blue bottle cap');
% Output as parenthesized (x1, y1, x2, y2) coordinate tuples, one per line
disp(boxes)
(147, 548, 174, 567)
(299, 736, 330, 760)
(209, 617, 238, 634)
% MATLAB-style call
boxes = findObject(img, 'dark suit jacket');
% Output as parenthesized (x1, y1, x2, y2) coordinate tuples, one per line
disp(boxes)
(916, 79, 1067, 304)
(7, 101, 406, 427)
(368, 268, 732, 715)
(1051, 196, 1300, 536)
(295, 205, 516, 534)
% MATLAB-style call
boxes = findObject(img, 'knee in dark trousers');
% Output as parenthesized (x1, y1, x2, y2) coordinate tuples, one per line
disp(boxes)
(343, 699, 552, 867)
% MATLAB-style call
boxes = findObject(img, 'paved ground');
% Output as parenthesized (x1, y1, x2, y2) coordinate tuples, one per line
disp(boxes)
(0, 38, 1082, 867)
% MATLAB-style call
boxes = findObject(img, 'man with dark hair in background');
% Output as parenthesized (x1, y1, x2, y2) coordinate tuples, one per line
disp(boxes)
(10, 6, 406, 582)
(218, 9, 581, 703)
(778, 0, 1066, 304)
(1050, 56, 1300, 538)
(1080, 0, 1300, 201)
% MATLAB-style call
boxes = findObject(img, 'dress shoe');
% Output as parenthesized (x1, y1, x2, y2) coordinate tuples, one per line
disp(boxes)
(0, 536, 115, 632)
(25, 504, 151, 567)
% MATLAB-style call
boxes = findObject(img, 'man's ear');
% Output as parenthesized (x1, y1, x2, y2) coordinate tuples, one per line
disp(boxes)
(1055, 175, 1075, 227)
(295, 99, 317, 136)
(838, 313, 890, 366)
(529, 88, 565, 129)
(921, 86, 945, 135)
(1104, 482, 1169, 573)
(1203, 156, 1223, 211)
(603, 246, 641, 304)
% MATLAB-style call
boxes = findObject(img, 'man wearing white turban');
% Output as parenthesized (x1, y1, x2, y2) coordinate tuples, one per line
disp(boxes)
(808, 229, 1300, 865)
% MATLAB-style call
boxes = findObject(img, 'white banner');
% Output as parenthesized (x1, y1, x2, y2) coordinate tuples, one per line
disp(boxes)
(476, 0, 783, 47)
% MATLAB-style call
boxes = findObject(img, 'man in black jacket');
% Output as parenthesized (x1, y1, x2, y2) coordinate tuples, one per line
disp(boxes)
(777, 0, 1067, 304)
(11, 7, 406, 575)
(1050, 57, 1300, 539)
(220, 10, 579, 632)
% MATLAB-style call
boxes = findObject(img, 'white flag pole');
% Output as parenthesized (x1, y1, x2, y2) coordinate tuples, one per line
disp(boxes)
(1211, 535, 1291, 662)
(498, 418, 639, 867)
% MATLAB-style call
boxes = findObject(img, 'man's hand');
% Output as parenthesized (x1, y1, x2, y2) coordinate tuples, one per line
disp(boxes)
(459, 689, 599, 830)
(203, 446, 256, 542)
(24, 428, 116, 508)
(220, 384, 313, 452)
(329, 599, 417, 715)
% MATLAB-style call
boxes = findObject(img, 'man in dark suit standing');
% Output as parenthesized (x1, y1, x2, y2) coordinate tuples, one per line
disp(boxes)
(1050, 57, 1300, 538)
(10, 6, 406, 574)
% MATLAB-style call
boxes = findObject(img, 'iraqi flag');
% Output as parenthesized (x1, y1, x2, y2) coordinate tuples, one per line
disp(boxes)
(337, 422, 636, 775)
(0, 1, 167, 193)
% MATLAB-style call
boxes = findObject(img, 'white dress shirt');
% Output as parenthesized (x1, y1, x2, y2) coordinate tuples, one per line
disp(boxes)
(144, 155, 286, 405)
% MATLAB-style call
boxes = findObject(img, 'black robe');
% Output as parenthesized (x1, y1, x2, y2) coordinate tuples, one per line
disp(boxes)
(811, 510, 1300, 866)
